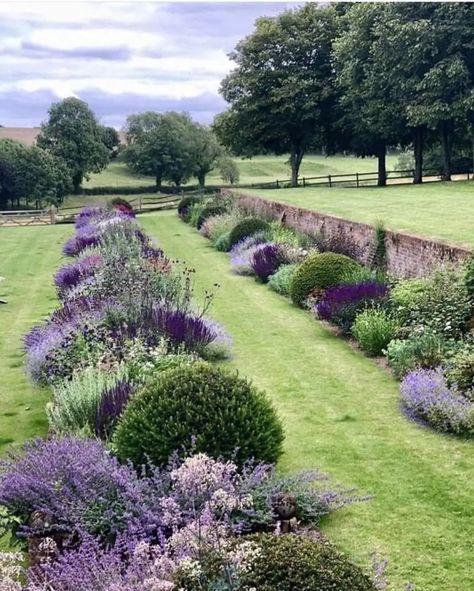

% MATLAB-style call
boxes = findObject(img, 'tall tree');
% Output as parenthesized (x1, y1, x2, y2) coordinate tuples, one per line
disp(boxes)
(216, 5, 340, 186)
(100, 126, 120, 158)
(37, 97, 109, 193)
(123, 112, 195, 188)
(333, 3, 408, 187)
(190, 124, 221, 188)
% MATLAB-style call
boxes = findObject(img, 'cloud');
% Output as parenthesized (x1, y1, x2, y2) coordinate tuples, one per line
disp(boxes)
(0, 1, 302, 128)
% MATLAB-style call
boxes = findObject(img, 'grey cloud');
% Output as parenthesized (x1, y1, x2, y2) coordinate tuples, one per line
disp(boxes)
(20, 41, 132, 61)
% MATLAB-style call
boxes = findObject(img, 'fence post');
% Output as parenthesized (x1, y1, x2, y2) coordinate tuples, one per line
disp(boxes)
(302, 177, 306, 187)
(328, 174, 332, 188)
(139, 195, 143, 213)
(49, 205, 57, 225)
(276, 180, 280, 189)
(356, 172, 359, 188)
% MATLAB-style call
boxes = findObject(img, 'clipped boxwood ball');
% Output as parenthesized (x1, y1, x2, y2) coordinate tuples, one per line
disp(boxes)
(290, 252, 361, 307)
(228, 217, 270, 249)
(113, 362, 284, 466)
(196, 205, 227, 230)
(241, 534, 376, 591)
(177, 196, 202, 220)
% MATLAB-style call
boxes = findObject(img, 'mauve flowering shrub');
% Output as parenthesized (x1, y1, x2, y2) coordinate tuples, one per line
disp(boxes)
(0, 438, 165, 544)
(250, 243, 285, 282)
(54, 255, 103, 298)
(230, 234, 267, 275)
(75, 206, 104, 230)
(315, 281, 389, 333)
(63, 230, 102, 257)
(400, 368, 474, 437)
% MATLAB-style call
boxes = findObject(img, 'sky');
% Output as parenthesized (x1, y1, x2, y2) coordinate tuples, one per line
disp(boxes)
(0, 1, 301, 129)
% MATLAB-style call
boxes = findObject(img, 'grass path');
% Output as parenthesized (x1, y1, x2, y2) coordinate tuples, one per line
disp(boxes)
(0, 225, 71, 456)
(142, 210, 474, 591)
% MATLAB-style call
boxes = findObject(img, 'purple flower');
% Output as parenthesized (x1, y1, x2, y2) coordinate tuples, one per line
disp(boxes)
(230, 234, 267, 275)
(63, 231, 101, 257)
(54, 255, 103, 298)
(152, 307, 220, 352)
(250, 243, 284, 282)
(401, 368, 474, 436)
(94, 379, 135, 440)
(316, 281, 389, 322)
(75, 206, 105, 229)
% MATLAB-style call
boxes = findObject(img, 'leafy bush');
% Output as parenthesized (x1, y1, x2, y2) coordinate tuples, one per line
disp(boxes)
(268, 264, 299, 297)
(290, 252, 362, 307)
(445, 344, 474, 397)
(240, 534, 376, 591)
(113, 362, 284, 467)
(268, 221, 309, 248)
(109, 197, 134, 214)
(311, 232, 361, 260)
(392, 268, 472, 339)
(340, 266, 388, 286)
(177, 195, 202, 221)
(464, 255, 474, 299)
(215, 230, 232, 252)
(400, 368, 474, 437)
(352, 309, 398, 356)
(196, 205, 227, 230)
(203, 212, 239, 243)
(390, 278, 429, 326)
(385, 333, 449, 379)
(228, 217, 270, 249)
(187, 201, 206, 227)
(316, 281, 389, 333)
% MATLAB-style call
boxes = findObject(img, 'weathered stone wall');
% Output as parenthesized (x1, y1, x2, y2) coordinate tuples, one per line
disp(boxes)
(227, 190, 472, 278)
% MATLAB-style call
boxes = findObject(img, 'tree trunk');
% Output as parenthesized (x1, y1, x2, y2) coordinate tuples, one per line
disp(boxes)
(413, 126, 424, 184)
(197, 172, 206, 189)
(289, 145, 304, 187)
(440, 121, 452, 181)
(377, 144, 387, 187)
(471, 128, 474, 178)
(155, 176, 162, 191)
(72, 172, 83, 194)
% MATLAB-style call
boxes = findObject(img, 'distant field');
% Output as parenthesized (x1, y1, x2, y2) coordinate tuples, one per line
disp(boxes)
(83, 154, 398, 188)
(248, 181, 474, 248)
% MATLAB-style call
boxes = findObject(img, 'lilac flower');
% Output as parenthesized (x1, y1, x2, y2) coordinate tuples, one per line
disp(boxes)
(94, 378, 136, 440)
(63, 231, 102, 257)
(75, 206, 104, 229)
(250, 243, 284, 282)
(400, 368, 474, 436)
(152, 307, 220, 352)
(230, 234, 267, 276)
(54, 255, 102, 298)
(0, 438, 164, 543)
(316, 281, 389, 321)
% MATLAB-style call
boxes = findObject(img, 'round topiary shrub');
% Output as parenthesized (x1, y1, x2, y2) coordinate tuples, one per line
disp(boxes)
(177, 196, 202, 221)
(240, 534, 376, 591)
(197, 205, 227, 230)
(228, 217, 270, 249)
(290, 252, 361, 307)
(113, 362, 284, 466)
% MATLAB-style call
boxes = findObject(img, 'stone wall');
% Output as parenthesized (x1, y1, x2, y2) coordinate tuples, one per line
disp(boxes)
(227, 190, 472, 278)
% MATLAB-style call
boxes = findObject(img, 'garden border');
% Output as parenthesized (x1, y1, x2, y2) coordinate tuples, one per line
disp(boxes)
(226, 189, 472, 278)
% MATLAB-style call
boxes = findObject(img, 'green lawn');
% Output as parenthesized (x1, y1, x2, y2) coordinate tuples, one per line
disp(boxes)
(249, 181, 474, 247)
(142, 210, 474, 591)
(83, 154, 398, 189)
(0, 225, 71, 456)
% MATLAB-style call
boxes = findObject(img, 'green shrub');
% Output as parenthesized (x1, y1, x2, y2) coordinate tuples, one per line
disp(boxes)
(352, 309, 398, 356)
(446, 344, 474, 397)
(390, 278, 429, 325)
(392, 268, 471, 339)
(187, 201, 206, 227)
(268, 264, 299, 297)
(228, 217, 270, 249)
(215, 230, 232, 252)
(196, 205, 227, 230)
(108, 197, 133, 210)
(240, 534, 375, 591)
(385, 333, 449, 379)
(464, 255, 474, 299)
(177, 195, 202, 220)
(47, 366, 127, 436)
(268, 221, 309, 248)
(290, 252, 361, 307)
(113, 362, 284, 467)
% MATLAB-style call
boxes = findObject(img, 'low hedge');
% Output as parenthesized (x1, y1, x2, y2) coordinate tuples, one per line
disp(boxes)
(228, 217, 270, 249)
(290, 252, 361, 307)
(113, 362, 284, 467)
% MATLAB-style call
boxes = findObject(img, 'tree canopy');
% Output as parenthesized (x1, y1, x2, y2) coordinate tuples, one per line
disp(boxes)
(37, 97, 109, 193)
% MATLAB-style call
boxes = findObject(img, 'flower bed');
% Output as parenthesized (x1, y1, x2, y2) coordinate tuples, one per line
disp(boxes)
(0, 200, 376, 590)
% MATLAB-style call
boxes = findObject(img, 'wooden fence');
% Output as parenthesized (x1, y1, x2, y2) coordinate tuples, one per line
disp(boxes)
(0, 208, 55, 227)
(245, 168, 473, 190)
